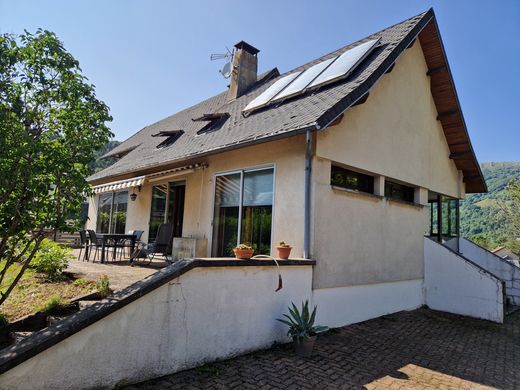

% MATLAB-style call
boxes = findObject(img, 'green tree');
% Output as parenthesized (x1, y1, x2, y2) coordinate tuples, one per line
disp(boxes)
(498, 180, 520, 238)
(0, 30, 112, 305)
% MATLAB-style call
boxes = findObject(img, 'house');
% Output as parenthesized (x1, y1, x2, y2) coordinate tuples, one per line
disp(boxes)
(86, 8, 488, 323)
(7, 9, 520, 389)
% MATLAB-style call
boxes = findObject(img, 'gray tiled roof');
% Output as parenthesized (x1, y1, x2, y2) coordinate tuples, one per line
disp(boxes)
(89, 10, 431, 183)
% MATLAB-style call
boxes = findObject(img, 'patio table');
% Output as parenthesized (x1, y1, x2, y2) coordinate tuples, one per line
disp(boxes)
(95, 233, 136, 263)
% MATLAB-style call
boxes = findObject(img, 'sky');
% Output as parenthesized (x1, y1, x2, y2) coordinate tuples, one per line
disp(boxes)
(1, 0, 519, 162)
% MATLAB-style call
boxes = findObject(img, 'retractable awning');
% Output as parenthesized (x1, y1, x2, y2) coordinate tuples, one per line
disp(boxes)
(92, 176, 145, 194)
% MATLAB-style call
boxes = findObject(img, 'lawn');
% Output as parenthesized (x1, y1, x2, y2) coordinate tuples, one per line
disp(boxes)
(0, 262, 96, 321)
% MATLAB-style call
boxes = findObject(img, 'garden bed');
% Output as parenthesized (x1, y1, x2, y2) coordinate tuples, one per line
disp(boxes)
(0, 263, 96, 322)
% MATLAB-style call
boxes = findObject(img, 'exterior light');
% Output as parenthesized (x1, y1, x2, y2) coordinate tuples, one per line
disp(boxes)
(130, 185, 141, 201)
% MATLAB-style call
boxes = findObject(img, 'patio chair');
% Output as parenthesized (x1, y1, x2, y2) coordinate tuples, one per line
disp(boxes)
(86, 230, 116, 262)
(86, 230, 105, 262)
(131, 223, 174, 264)
(77, 230, 89, 261)
(118, 230, 144, 260)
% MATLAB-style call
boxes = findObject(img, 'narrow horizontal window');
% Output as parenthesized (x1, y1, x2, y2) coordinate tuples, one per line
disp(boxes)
(385, 180, 414, 203)
(331, 165, 374, 194)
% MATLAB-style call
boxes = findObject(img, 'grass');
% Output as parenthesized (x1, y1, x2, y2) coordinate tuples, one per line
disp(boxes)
(0, 262, 96, 321)
(37, 294, 70, 313)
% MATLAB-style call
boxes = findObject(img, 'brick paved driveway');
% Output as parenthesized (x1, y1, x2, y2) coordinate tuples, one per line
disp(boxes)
(126, 308, 520, 389)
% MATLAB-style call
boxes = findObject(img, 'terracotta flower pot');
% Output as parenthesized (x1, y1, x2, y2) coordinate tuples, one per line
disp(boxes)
(233, 248, 254, 259)
(276, 246, 292, 260)
(294, 335, 316, 357)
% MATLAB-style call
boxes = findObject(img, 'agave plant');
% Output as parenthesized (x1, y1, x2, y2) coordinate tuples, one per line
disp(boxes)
(277, 300, 328, 342)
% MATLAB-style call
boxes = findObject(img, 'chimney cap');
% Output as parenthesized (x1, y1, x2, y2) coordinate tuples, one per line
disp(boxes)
(234, 41, 260, 55)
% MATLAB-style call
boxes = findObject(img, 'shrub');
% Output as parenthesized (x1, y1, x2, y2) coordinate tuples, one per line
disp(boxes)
(73, 278, 88, 286)
(30, 239, 72, 279)
(38, 294, 69, 313)
(96, 274, 110, 298)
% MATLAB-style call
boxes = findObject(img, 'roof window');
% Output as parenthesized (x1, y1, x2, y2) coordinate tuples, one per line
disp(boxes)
(152, 130, 184, 149)
(193, 113, 230, 135)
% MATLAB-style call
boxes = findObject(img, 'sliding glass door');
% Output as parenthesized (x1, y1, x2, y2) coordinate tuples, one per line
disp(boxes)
(212, 167, 274, 257)
(148, 181, 185, 243)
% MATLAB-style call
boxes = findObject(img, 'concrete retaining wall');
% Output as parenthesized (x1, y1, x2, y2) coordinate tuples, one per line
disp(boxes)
(456, 238, 520, 306)
(313, 279, 424, 328)
(0, 263, 312, 390)
(424, 238, 504, 323)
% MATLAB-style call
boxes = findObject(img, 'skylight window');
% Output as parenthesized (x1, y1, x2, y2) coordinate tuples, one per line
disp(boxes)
(152, 130, 184, 149)
(193, 112, 230, 135)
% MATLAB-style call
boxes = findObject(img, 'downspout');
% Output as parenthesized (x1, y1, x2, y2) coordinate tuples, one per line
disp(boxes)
(303, 129, 312, 259)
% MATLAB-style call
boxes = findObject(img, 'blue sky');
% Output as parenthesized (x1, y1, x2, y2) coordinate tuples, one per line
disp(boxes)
(1, 0, 519, 162)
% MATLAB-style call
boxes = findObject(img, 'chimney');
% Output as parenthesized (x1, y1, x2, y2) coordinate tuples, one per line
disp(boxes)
(228, 41, 259, 101)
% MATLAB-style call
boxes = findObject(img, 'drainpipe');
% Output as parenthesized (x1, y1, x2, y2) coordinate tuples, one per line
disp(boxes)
(303, 129, 312, 259)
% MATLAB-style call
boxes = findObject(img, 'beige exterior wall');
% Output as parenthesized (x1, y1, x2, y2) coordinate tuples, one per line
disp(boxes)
(87, 136, 307, 256)
(316, 42, 462, 198)
(311, 42, 463, 289)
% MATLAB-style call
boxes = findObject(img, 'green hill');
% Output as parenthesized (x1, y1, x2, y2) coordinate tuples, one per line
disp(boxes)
(460, 162, 520, 247)
(90, 140, 121, 173)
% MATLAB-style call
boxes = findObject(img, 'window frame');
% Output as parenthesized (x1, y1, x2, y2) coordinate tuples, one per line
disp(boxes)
(330, 164, 375, 194)
(384, 180, 415, 203)
(209, 164, 276, 257)
(96, 190, 129, 234)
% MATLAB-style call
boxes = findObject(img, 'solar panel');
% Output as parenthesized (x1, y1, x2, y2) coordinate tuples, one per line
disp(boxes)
(271, 57, 336, 102)
(308, 38, 380, 89)
(243, 72, 301, 112)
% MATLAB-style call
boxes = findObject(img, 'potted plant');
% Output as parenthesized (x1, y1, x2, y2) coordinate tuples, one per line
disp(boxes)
(233, 243, 255, 259)
(277, 300, 328, 357)
(276, 241, 292, 259)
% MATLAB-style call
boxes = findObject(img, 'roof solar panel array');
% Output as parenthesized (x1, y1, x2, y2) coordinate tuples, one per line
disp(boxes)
(243, 72, 301, 113)
(271, 57, 336, 102)
(243, 38, 380, 114)
(308, 39, 380, 89)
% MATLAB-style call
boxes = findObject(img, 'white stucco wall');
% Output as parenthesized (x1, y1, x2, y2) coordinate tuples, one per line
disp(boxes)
(0, 265, 313, 390)
(457, 237, 520, 305)
(313, 279, 423, 328)
(424, 238, 504, 323)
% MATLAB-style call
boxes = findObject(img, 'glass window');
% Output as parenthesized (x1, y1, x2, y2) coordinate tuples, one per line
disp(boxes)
(385, 181, 414, 203)
(441, 196, 459, 238)
(241, 170, 274, 255)
(96, 193, 112, 233)
(96, 191, 128, 233)
(212, 168, 274, 257)
(331, 165, 374, 193)
(149, 184, 168, 242)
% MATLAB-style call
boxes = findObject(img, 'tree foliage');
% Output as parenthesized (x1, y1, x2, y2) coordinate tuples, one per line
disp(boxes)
(460, 162, 520, 250)
(0, 30, 112, 305)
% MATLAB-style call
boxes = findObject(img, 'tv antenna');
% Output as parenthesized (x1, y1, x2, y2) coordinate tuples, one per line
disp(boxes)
(210, 47, 234, 79)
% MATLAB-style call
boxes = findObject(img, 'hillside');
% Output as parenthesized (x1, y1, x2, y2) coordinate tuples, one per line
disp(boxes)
(90, 140, 121, 173)
(460, 162, 520, 247)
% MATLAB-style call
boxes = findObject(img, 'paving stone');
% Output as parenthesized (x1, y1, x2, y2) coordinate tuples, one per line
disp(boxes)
(126, 308, 520, 389)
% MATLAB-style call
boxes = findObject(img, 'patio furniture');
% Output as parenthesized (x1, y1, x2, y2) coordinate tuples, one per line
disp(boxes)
(95, 233, 137, 263)
(131, 223, 174, 264)
(77, 230, 89, 261)
(118, 230, 144, 260)
(86, 230, 104, 262)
